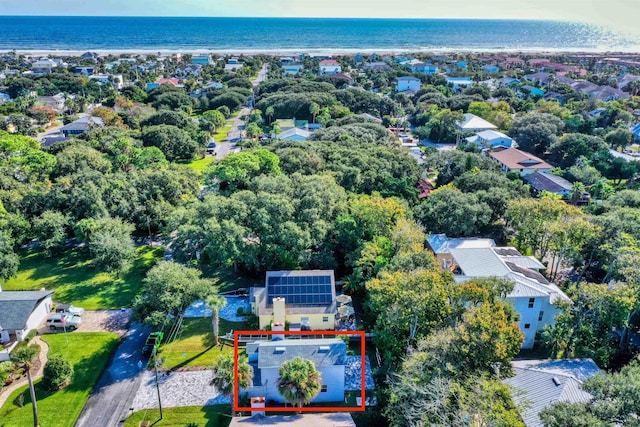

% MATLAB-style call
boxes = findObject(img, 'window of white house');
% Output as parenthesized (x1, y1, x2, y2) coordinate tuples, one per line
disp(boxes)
(321, 385, 328, 392)
(322, 316, 329, 322)
(528, 298, 535, 308)
(524, 323, 531, 329)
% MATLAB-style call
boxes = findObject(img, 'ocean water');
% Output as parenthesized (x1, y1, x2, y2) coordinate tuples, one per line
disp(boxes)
(0, 16, 638, 53)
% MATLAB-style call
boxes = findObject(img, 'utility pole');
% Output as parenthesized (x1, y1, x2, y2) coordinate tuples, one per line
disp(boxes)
(153, 348, 163, 420)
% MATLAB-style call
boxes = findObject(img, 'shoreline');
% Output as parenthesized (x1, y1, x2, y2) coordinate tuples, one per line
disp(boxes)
(4, 47, 640, 57)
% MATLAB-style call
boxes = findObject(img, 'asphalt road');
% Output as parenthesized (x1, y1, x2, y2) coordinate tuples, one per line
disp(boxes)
(75, 323, 150, 427)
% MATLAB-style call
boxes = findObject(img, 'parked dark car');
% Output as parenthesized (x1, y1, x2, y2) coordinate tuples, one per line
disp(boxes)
(142, 331, 164, 357)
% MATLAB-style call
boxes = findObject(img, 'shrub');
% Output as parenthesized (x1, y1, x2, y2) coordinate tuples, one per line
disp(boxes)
(42, 354, 73, 390)
(24, 329, 38, 343)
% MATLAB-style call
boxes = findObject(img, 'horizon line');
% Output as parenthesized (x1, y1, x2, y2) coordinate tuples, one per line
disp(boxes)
(0, 15, 577, 23)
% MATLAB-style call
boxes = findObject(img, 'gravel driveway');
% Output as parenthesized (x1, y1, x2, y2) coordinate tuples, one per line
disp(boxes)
(131, 370, 229, 410)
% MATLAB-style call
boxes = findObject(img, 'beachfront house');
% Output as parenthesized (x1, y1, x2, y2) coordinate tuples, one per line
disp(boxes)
(0, 290, 55, 361)
(319, 59, 341, 76)
(31, 59, 57, 74)
(444, 244, 570, 349)
(250, 270, 337, 330)
(396, 76, 421, 92)
(488, 147, 553, 176)
(245, 338, 347, 404)
(191, 54, 214, 65)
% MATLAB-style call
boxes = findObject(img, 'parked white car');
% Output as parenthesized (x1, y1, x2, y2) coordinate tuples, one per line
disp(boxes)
(46, 313, 82, 331)
(55, 303, 85, 317)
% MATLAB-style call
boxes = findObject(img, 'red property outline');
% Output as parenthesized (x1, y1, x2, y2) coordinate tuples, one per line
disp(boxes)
(234, 330, 366, 412)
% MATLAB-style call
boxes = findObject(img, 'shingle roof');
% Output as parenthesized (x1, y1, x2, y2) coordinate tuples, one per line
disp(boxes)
(503, 359, 600, 427)
(0, 290, 54, 330)
(523, 172, 573, 194)
(489, 148, 552, 171)
(246, 339, 347, 369)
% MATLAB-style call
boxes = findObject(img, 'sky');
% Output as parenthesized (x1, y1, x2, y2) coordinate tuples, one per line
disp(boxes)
(1, 0, 638, 35)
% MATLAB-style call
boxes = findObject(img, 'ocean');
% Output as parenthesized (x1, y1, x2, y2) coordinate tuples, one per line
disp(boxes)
(0, 16, 638, 53)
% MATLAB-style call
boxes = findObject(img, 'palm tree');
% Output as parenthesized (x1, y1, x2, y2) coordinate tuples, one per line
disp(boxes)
(212, 352, 253, 417)
(277, 357, 322, 409)
(207, 295, 227, 346)
(11, 345, 40, 427)
(540, 324, 571, 359)
(265, 106, 274, 125)
(309, 102, 320, 124)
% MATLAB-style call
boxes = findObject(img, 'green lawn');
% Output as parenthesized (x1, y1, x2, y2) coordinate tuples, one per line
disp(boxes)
(3, 246, 164, 310)
(201, 267, 259, 293)
(213, 122, 233, 142)
(186, 156, 216, 173)
(159, 317, 245, 370)
(124, 405, 230, 427)
(0, 332, 119, 427)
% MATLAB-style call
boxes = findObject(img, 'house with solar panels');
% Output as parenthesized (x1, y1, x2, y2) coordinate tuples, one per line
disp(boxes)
(250, 270, 337, 330)
(436, 242, 571, 349)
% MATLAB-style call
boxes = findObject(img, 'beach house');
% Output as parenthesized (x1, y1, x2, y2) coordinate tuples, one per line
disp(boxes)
(465, 129, 515, 150)
(396, 76, 421, 92)
(245, 338, 347, 404)
(488, 147, 553, 176)
(444, 244, 571, 349)
(250, 270, 338, 330)
(319, 59, 341, 76)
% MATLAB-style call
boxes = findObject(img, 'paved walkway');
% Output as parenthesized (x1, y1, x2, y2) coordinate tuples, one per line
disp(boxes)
(0, 336, 50, 408)
(131, 370, 229, 410)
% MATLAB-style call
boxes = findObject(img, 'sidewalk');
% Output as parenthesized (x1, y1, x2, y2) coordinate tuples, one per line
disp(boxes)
(0, 336, 50, 408)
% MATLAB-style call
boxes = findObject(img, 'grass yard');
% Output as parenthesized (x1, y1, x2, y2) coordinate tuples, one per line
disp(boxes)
(124, 405, 230, 427)
(159, 317, 245, 370)
(0, 332, 119, 427)
(213, 122, 233, 142)
(3, 246, 164, 310)
(186, 156, 216, 174)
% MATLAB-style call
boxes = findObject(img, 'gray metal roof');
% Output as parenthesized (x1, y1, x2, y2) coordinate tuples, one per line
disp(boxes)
(427, 234, 495, 254)
(0, 290, 54, 330)
(246, 339, 347, 369)
(523, 172, 573, 194)
(503, 359, 600, 427)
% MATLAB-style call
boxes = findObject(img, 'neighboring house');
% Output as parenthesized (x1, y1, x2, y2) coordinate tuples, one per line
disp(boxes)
(465, 129, 515, 150)
(0, 92, 11, 103)
(191, 54, 213, 65)
(146, 78, 182, 91)
(588, 85, 629, 102)
(617, 73, 640, 91)
(409, 62, 438, 74)
(482, 64, 500, 73)
(229, 412, 356, 426)
(632, 122, 640, 142)
(81, 51, 100, 62)
(319, 59, 341, 76)
(225, 58, 245, 71)
(523, 72, 552, 85)
(36, 93, 65, 112)
(489, 147, 553, 176)
(328, 73, 355, 86)
(245, 338, 347, 404)
(74, 66, 96, 76)
(250, 270, 337, 330)
(31, 59, 57, 74)
(60, 116, 105, 137)
(543, 92, 567, 105)
(282, 63, 304, 75)
(363, 62, 391, 72)
(396, 76, 421, 92)
(427, 234, 496, 267)
(89, 74, 124, 89)
(523, 171, 574, 198)
(175, 65, 203, 77)
(588, 107, 606, 118)
(276, 127, 311, 141)
(497, 77, 520, 87)
(0, 290, 55, 361)
(446, 77, 473, 92)
(503, 359, 601, 427)
(456, 113, 498, 143)
(520, 85, 545, 97)
(448, 246, 570, 348)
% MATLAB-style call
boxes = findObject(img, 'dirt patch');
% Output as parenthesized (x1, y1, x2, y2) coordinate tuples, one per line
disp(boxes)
(41, 310, 132, 337)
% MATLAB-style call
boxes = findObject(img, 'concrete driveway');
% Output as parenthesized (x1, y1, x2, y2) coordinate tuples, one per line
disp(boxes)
(74, 323, 150, 427)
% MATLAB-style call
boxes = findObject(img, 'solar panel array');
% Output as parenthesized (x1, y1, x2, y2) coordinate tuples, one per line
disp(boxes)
(267, 275, 333, 305)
